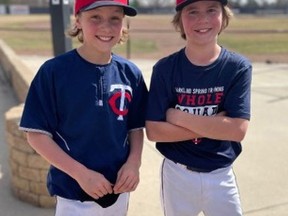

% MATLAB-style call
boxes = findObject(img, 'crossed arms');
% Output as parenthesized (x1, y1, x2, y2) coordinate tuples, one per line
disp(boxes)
(146, 108, 249, 143)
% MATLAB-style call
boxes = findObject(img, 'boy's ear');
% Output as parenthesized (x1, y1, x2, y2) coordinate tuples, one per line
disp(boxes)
(75, 16, 81, 29)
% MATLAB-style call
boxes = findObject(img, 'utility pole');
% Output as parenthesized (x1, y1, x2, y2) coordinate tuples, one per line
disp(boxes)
(49, 0, 72, 56)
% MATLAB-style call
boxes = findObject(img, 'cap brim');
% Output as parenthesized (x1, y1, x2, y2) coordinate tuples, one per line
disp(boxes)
(176, 0, 228, 11)
(81, 1, 137, 16)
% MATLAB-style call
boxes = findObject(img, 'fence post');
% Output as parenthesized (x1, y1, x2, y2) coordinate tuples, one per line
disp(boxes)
(126, 18, 131, 59)
(49, 0, 72, 56)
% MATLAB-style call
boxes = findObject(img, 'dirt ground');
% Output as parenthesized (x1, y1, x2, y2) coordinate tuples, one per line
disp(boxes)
(15, 15, 288, 63)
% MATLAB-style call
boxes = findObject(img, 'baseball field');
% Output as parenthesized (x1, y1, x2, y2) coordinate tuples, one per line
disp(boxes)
(0, 14, 287, 63)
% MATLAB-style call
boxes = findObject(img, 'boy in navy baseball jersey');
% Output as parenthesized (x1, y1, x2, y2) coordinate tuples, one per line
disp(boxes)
(146, 0, 252, 215)
(19, 0, 148, 215)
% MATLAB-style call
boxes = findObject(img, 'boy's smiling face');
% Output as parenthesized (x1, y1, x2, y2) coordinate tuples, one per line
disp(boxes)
(181, 1, 223, 46)
(77, 6, 125, 54)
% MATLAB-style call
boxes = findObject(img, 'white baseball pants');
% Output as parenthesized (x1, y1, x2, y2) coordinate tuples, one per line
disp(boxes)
(55, 193, 129, 216)
(161, 158, 242, 216)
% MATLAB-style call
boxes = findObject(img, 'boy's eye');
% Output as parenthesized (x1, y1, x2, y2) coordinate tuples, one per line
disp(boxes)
(111, 17, 120, 21)
(208, 8, 217, 13)
(188, 10, 198, 15)
(110, 16, 122, 24)
(91, 15, 101, 21)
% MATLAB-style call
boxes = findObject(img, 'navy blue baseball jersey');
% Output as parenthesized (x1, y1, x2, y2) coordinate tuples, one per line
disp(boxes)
(146, 47, 252, 171)
(19, 49, 148, 203)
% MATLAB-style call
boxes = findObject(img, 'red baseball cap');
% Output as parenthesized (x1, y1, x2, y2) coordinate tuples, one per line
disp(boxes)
(74, 0, 137, 16)
(176, 0, 228, 11)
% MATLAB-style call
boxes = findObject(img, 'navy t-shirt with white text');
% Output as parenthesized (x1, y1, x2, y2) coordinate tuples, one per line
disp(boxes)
(146, 48, 252, 171)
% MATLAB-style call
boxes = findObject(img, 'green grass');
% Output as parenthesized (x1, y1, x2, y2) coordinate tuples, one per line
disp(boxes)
(1, 30, 52, 51)
(113, 39, 156, 54)
(229, 15, 288, 31)
(218, 15, 288, 57)
(219, 33, 288, 54)
(0, 14, 288, 62)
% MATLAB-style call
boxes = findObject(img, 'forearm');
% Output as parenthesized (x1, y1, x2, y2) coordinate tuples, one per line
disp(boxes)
(167, 109, 249, 142)
(145, 120, 201, 142)
(113, 129, 144, 194)
(127, 129, 144, 168)
(26, 132, 88, 181)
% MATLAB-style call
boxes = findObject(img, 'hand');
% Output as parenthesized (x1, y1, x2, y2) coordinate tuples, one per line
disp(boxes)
(113, 162, 140, 194)
(76, 168, 113, 199)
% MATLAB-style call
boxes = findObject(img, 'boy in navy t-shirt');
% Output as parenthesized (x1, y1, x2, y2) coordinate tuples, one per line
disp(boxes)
(19, 1, 147, 215)
(146, 0, 252, 215)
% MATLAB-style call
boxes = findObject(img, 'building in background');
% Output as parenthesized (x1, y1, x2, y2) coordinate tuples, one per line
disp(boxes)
(3, 0, 49, 7)
(0, 0, 286, 14)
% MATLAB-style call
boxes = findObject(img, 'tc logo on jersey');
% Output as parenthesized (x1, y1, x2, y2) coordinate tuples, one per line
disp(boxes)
(109, 84, 133, 121)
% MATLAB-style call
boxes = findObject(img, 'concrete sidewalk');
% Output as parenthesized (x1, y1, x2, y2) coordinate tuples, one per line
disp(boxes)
(1, 56, 288, 216)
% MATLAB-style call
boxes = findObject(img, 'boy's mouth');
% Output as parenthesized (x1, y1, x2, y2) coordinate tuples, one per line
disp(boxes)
(97, 36, 113, 42)
(195, 28, 211, 33)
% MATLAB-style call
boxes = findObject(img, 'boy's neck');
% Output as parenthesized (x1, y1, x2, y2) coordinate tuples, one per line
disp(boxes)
(77, 46, 112, 65)
(185, 44, 221, 66)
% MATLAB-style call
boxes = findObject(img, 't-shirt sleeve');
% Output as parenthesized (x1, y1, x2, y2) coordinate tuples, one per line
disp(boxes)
(224, 63, 252, 120)
(127, 73, 148, 131)
(19, 64, 58, 137)
(146, 63, 174, 122)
